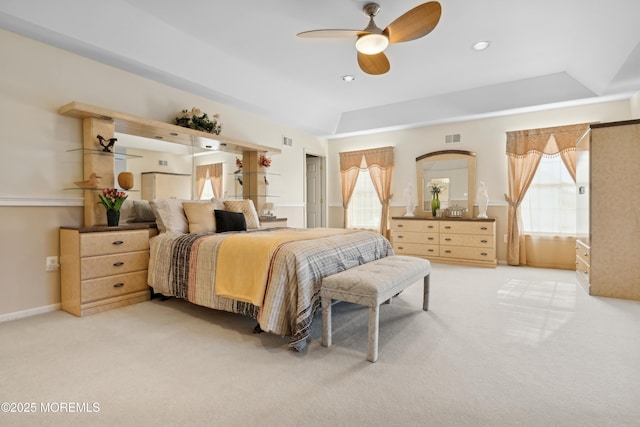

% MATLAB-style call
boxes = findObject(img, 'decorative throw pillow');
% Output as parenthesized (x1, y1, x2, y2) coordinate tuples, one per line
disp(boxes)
(214, 210, 247, 233)
(119, 199, 136, 223)
(149, 199, 185, 233)
(133, 200, 156, 222)
(223, 199, 260, 229)
(183, 202, 217, 234)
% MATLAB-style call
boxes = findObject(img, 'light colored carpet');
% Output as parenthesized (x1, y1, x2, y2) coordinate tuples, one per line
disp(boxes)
(1, 264, 639, 426)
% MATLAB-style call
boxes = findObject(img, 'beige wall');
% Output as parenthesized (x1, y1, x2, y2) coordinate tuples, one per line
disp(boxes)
(0, 29, 324, 317)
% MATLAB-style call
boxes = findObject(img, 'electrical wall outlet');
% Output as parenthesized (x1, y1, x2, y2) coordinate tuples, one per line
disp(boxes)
(46, 256, 60, 271)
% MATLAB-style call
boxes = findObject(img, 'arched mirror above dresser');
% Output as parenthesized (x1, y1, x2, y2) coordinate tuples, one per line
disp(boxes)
(390, 149, 496, 268)
(416, 150, 476, 218)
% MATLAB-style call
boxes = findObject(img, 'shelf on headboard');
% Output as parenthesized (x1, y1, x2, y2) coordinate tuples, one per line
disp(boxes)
(58, 101, 281, 155)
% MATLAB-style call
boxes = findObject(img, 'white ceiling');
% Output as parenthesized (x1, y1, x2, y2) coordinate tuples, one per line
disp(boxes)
(2, 0, 640, 137)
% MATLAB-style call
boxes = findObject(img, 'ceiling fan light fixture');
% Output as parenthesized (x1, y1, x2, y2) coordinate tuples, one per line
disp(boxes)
(356, 33, 389, 55)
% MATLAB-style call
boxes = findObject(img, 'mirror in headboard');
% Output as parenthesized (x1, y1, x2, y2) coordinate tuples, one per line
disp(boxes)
(115, 133, 245, 201)
(416, 150, 476, 218)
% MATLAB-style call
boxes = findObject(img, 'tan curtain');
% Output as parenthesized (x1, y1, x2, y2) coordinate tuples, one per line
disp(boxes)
(505, 123, 590, 265)
(195, 163, 223, 199)
(209, 163, 223, 198)
(195, 165, 209, 200)
(339, 146, 394, 235)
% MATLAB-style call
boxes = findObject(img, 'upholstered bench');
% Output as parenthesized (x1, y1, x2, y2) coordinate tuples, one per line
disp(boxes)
(321, 255, 431, 362)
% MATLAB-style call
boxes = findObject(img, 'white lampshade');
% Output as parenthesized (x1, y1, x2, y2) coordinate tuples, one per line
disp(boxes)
(355, 33, 389, 55)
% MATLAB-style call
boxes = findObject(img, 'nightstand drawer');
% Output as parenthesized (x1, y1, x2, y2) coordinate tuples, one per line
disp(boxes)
(81, 270, 148, 303)
(80, 230, 149, 257)
(81, 251, 150, 280)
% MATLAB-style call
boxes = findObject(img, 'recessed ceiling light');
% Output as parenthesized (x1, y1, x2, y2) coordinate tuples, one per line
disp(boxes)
(472, 41, 490, 51)
(342, 75, 356, 82)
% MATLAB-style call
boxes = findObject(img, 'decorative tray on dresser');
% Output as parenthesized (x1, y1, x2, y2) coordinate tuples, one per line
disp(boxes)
(390, 217, 497, 268)
(60, 224, 154, 316)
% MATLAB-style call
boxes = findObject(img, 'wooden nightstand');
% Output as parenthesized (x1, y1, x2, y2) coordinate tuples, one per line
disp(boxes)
(60, 225, 152, 316)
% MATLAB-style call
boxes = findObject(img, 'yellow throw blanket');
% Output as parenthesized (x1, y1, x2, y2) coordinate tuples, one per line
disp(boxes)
(215, 228, 354, 306)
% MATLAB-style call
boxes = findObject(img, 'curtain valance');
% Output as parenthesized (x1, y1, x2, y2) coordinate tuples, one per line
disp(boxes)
(506, 123, 592, 156)
(339, 146, 394, 171)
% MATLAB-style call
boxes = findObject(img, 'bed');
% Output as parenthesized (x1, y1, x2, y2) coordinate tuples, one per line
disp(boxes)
(147, 224, 393, 351)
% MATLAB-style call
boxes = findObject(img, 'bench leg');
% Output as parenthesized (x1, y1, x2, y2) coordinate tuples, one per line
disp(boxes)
(321, 295, 332, 347)
(423, 274, 430, 311)
(367, 305, 379, 362)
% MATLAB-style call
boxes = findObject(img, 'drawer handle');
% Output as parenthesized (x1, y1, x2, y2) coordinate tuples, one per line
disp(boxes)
(583, 270, 588, 275)
(113, 261, 125, 267)
(113, 240, 124, 245)
(584, 252, 589, 257)
(481, 227, 488, 230)
(397, 224, 404, 228)
(481, 252, 488, 256)
(427, 237, 434, 241)
(575, 245, 579, 250)
(428, 226, 434, 229)
(113, 283, 125, 288)
(444, 226, 451, 229)
(398, 246, 404, 250)
(397, 235, 404, 239)
(481, 240, 488, 243)
(444, 250, 452, 254)
(428, 249, 434, 252)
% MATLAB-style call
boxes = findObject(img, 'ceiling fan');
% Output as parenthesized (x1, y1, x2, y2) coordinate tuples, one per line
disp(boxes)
(296, 2, 442, 75)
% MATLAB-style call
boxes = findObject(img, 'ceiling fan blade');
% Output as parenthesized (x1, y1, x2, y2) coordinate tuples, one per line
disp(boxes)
(296, 29, 363, 39)
(383, 1, 442, 44)
(358, 51, 390, 75)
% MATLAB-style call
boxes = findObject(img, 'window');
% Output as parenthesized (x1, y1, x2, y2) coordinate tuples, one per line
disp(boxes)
(520, 155, 576, 235)
(348, 169, 381, 229)
(200, 179, 214, 200)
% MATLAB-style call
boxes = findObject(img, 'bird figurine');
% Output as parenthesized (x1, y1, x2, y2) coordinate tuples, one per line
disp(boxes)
(74, 172, 102, 189)
(97, 134, 117, 152)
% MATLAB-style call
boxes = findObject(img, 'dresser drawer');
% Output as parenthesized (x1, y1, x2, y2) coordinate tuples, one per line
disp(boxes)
(440, 245, 496, 261)
(575, 256, 590, 279)
(391, 231, 439, 245)
(439, 221, 494, 235)
(80, 230, 149, 257)
(391, 219, 438, 233)
(440, 233, 494, 248)
(393, 242, 439, 256)
(81, 251, 150, 280)
(81, 270, 148, 303)
(575, 240, 590, 262)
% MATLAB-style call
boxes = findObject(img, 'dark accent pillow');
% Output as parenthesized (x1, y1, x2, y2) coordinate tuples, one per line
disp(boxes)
(214, 210, 247, 233)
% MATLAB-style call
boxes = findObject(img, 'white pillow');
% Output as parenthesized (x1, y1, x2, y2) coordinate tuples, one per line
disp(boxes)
(223, 199, 260, 229)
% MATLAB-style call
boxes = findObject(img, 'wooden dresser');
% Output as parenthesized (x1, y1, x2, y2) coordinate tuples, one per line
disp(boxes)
(60, 225, 152, 316)
(390, 217, 497, 267)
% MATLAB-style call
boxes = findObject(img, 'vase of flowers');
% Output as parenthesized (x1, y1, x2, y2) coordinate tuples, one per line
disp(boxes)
(98, 188, 128, 226)
(430, 182, 444, 217)
(174, 107, 222, 135)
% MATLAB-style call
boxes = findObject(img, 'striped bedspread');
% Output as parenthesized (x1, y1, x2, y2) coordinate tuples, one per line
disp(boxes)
(147, 228, 393, 350)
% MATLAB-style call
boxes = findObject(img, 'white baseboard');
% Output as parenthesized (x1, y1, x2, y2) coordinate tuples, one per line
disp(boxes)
(0, 304, 61, 323)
